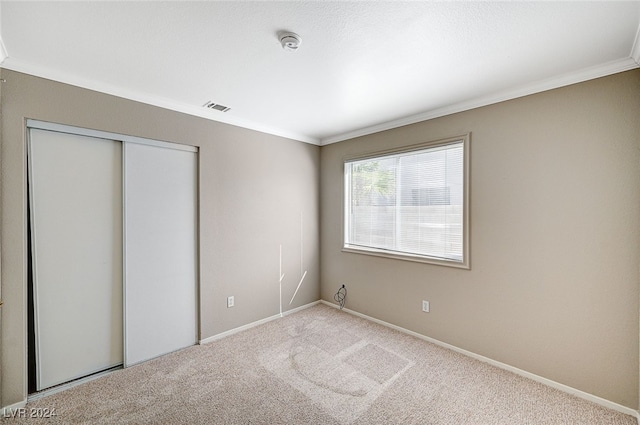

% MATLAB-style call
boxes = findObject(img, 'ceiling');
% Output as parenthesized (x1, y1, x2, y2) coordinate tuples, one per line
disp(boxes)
(1, 1, 639, 145)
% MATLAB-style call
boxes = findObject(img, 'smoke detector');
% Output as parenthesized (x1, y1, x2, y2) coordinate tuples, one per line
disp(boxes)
(280, 32, 302, 51)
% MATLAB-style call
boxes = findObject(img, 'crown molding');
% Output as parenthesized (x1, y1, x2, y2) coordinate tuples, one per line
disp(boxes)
(320, 57, 640, 146)
(1, 53, 637, 148)
(0, 57, 320, 145)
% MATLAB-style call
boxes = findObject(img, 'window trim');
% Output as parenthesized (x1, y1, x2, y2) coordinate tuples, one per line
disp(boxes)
(341, 133, 470, 269)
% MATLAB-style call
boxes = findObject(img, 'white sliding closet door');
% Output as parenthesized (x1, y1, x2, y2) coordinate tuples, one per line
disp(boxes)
(124, 141, 198, 366)
(29, 129, 123, 391)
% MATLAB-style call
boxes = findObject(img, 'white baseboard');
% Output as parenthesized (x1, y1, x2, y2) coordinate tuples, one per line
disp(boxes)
(320, 300, 639, 420)
(199, 300, 320, 345)
(2, 301, 319, 413)
(2, 400, 28, 418)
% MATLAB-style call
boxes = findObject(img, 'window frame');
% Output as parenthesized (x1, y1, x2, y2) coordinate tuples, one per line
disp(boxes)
(342, 133, 470, 269)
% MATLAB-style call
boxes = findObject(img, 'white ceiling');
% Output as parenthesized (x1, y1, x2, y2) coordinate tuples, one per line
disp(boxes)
(1, 1, 639, 145)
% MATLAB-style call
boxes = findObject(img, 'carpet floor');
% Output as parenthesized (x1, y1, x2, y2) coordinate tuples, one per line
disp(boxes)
(4, 303, 636, 424)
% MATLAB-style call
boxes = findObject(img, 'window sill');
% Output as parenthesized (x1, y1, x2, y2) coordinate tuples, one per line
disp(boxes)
(342, 245, 469, 269)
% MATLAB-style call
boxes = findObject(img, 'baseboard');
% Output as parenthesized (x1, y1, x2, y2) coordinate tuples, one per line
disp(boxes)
(199, 300, 320, 345)
(1, 400, 28, 418)
(320, 300, 639, 419)
(2, 301, 320, 413)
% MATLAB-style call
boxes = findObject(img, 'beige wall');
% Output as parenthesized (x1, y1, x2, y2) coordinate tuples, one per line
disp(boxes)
(320, 69, 640, 408)
(0, 69, 320, 406)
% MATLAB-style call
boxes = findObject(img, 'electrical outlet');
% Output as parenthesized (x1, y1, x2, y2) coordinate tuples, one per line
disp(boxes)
(422, 300, 430, 313)
(227, 296, 235, 308)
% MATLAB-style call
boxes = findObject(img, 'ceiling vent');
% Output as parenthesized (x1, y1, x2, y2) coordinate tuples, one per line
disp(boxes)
(203, 101, 230, 112)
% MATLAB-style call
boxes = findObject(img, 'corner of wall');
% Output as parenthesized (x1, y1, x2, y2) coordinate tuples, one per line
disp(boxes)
(0, 40, 7, 66)
(0, 0, 7, 65)
(631, 21, 640, 66)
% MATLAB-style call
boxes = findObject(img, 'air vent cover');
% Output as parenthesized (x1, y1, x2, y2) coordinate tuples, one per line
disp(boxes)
(203, 101, 230, 112)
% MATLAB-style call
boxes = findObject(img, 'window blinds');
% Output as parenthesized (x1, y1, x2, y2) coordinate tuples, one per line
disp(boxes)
(345, 141, 464, 263)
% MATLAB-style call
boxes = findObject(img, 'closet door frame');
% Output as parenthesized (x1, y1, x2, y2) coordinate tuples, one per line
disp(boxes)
(26, 119, 200, 385)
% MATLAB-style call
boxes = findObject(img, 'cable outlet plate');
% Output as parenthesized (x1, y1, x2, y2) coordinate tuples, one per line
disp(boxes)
(227, 296, 235, 308)
(422, 300, 430, 313)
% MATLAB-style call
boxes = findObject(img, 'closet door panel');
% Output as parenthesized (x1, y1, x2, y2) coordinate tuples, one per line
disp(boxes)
(29, 129, 123, 390)
(124, 142, 198, 366)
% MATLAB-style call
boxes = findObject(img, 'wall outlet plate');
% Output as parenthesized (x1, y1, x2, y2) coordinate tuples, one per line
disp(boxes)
(227, 296, 235, 308)
(422, 300, 430, 313)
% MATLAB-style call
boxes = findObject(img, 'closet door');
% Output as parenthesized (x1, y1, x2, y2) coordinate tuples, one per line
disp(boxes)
(124, 141, 198, 366)
(29, 129, 123, 391)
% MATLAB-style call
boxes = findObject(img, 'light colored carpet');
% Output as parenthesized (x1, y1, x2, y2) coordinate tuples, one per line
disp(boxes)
(5, 304, 636, 424)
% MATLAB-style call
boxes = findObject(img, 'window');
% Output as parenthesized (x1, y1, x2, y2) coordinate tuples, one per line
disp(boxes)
(343, 134, 469, 268)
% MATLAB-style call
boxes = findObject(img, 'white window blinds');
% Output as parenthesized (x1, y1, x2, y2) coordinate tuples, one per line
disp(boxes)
(344, 139, 467, 265)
